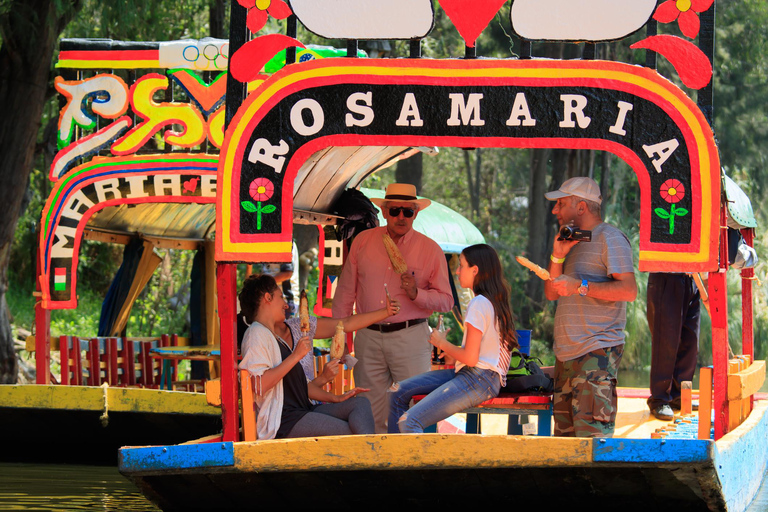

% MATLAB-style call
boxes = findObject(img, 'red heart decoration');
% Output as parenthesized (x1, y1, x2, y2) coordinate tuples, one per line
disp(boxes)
(439, 0, 508, 48)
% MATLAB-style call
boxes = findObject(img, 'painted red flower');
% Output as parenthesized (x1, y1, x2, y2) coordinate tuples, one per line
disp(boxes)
(249, 177, 274, 202)
(238, 0, 293, 34)
(653, 0, 714, 39)
(660, 179, 685, 204)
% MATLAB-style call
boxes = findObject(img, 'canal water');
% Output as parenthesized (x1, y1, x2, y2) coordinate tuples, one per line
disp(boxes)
(2, 460, 768, 511)
(0, 463, 158, 511)
(2, 370, 766, 511)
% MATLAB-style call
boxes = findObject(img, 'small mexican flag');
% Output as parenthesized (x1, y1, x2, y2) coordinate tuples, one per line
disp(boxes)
(54, 268, 67, 291)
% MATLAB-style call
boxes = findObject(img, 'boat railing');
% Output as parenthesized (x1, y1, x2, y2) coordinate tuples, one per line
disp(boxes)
(51, 333, 186, 389)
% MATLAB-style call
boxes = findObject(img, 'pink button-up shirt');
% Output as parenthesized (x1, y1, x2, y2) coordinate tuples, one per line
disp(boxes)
(332, 226, 453, 322)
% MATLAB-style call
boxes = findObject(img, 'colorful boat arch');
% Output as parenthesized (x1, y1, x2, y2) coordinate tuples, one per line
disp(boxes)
(217, 58, 720, 272)
(39, 153, 218, 309)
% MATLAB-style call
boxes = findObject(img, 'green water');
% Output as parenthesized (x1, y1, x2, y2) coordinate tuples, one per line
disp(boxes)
(0, 463, 158, 511)
(2, 459, 768, 511)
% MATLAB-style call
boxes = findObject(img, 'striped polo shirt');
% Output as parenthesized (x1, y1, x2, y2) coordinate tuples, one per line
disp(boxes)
(553, 222, 634, 361)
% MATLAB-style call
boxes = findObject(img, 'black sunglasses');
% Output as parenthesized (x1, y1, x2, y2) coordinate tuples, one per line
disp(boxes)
(388, 207, 415, 218)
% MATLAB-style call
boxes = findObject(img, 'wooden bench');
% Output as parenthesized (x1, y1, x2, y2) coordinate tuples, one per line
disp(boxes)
(414, 392, 553, 436)
(463, 393, 553, 435)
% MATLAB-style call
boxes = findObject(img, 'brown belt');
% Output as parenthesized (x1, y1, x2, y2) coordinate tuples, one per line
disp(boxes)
(366, 318, 427, 333)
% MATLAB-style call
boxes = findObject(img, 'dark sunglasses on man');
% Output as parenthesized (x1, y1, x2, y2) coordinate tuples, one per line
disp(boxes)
(388, 207, 416, 218)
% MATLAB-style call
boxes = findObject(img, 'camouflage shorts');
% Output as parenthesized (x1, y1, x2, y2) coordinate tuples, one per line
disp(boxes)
(553, 345, 623, 438)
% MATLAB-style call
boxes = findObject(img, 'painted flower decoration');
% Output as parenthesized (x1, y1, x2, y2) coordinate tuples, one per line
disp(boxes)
(660, 179, 685, 203)
(238, 0, 293, 34)
(243, 178, 277, 230)
(655, 179, 689, 234)
(653, 0, 714, 39)
(249, 177, 274, 202)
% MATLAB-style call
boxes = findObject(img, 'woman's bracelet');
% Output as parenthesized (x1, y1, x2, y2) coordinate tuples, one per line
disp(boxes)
(550, 254, 566, 264)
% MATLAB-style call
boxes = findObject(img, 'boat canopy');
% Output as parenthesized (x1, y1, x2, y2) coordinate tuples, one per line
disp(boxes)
(724, 175, 757, 229)
(80, 146, 419, 244)
(361, 187, 484, 254)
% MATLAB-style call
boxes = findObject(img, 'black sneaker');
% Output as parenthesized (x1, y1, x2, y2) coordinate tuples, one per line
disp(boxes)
(652, 404, 674, 421)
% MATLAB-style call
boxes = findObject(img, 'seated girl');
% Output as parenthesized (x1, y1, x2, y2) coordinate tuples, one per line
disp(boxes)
(388, 244, 517, 433)
(239, 274, 399, 439)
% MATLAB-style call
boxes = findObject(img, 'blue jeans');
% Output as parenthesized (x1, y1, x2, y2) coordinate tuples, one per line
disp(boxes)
(388, 367, 501, 433)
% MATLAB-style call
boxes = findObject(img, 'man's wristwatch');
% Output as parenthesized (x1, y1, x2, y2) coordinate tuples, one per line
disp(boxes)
(578, 279, 589, 296)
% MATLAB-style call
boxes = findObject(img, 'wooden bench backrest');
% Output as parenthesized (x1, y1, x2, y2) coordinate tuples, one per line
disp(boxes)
(240, 369, 257, 441)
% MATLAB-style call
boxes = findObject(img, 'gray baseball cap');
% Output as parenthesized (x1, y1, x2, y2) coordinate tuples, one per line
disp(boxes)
(545, 177, 602, 205)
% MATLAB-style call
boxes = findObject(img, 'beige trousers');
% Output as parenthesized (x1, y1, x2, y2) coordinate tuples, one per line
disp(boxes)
(353, 322, 432, 434)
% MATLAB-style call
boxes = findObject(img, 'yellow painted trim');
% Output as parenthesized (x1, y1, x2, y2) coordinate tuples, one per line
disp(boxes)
(232, 434, 592, 472)
(640, 250, 710, 263)
(0, 385, 219, 415)
(220, 61, 716, 263)
(220, 240, 293, 254)
(727, 360, 766, 400)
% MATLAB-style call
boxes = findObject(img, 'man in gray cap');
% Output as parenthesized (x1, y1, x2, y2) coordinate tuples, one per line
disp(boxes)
(544, 177, 637, 437)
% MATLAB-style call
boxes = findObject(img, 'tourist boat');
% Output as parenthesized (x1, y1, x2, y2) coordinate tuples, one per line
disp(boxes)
(23, 1, 768, 509)
(0, 34, 484, 465)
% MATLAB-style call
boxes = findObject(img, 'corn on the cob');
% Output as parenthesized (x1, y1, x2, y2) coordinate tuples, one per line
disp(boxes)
(299, 290, 310, 333)
(383, 233, 408, 274)
(515, 255, 551, 281)
(330, 321, 345, 360)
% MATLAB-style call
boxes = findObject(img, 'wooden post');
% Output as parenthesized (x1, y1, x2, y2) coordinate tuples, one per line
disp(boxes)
(107, 337, 119, 386)
(88, 338, 100, 386)
(741, 228, 755, 408)
(240, 370, 257, 441)
(681, 381, 692, 415)
(710, 201, 730, 439)
(124, 339, 136, 386)
(728, 358, 742, 431)
(698, 367, 713, 440)
(217, 263, 239, 442)
(72, 338, 83, 386)
(34, 257, 51, 384)
(739, 355, 751, 420)
(59, 336, 70, 385)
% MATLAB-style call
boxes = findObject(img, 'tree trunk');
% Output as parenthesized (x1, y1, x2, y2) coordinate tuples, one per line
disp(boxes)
(0, 0, 80, 382)
(523, 147, 551, 323)
(395, 151, 423, 194)
(461, 149, 481, 221)
(209, 0, 228, 39)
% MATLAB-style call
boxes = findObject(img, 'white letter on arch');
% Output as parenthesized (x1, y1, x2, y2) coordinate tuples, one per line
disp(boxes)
(396, 93, 424, 127)
(447, 93, 485, 126)
(61, 190, 95, 222)
(643, 139, 680, 174)
(51, 225, 77, 259)
(559, 94, 591, 129)
(506, 93, 537, 127)
(290, 98, 325, 136)
(248, 138, 289, 174)
(94, 178, 123, 203)
(609, 101, 634, 136)
(345, 92, 374, 127)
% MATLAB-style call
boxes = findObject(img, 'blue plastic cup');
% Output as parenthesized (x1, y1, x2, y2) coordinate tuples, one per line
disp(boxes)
(516, 329, 532, 355)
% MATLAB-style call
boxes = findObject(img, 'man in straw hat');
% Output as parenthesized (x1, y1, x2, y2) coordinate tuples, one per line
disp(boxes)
(544, 177, 637, 438)
(333, 183, 453, 433)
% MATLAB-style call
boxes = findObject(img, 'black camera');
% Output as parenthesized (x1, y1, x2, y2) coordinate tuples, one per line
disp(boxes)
(558, 225, 592, 242)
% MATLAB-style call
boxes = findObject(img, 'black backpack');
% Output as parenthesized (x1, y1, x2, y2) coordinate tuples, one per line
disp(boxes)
(501, 349, 554, 394)
(332, 189, 380, 244)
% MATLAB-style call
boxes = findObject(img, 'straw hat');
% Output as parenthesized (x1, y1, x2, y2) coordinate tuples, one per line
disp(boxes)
(370, 183, 431, 210)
